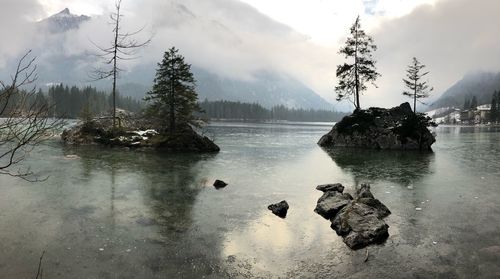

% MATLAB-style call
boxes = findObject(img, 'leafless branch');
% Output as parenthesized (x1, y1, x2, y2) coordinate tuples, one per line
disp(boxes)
(0, 51, 64, 181)
(89, 0, 151, 128)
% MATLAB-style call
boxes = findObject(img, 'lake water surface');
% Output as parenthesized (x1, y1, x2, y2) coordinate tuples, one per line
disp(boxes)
(0, 123, 499, 278)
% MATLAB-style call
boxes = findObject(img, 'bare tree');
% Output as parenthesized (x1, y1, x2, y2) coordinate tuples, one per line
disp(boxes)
(0, 51, 62, 180)
(90, 0, 151, 129)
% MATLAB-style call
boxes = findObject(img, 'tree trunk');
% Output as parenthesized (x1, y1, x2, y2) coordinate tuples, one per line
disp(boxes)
(169, 72, 175, 133)
(112, 6, 120, 129)
(354, 25, 360, 110)
(413, 79, 417, 114)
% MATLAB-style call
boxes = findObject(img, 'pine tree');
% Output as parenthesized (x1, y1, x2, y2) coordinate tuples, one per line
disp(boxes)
(402, 57, 433, 113)
(463, 98, 471, 111)
(491, 91, 499, 123)
(335, 16, 380, 110)
(470, 96, 478, 109)
(145, 47, 201, 133)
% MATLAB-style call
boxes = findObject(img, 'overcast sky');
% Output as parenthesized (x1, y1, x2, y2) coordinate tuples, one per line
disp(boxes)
(1, 0, 499, 110)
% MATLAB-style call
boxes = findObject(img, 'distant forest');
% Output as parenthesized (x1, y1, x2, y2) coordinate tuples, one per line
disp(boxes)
(199, 100, 345, 122)
(1, 84, 344, 122)
(44, 84, 143, 118)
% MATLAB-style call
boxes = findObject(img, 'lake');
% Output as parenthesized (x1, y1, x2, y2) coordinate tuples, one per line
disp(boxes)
(0, 123, 499, 278)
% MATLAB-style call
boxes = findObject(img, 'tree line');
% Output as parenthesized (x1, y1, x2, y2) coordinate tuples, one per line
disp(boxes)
(43, 84, 143, 118)
(198, 100, 346, 122)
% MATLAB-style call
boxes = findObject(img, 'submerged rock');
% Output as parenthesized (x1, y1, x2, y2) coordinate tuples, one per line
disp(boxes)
(318, 102, 436, 151)
(314, 183, 391, 249)
(268, 200, 289, 218)
(213, 180, 228, 189)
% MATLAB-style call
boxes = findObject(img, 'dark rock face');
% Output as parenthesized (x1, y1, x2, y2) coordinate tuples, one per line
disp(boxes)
(61, 120, 220, 153)
(268, 200, 289, 218)
(316, 183, 345, 193)
(314, 183, 391, 250)
(213, 180, 228, 189)
(318, 102, 436, 151)
(315, 191, 353, 219)
(330, 203, 389, 249)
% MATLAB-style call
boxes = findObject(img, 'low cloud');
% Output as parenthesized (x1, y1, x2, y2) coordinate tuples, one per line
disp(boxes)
(1, 0, 499, 111)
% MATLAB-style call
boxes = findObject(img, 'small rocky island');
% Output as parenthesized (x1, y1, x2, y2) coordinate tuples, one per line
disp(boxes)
(62, 47, 220, 153)
(315, 183, 391, 249)
(318, 102, 436, 151)
(61, 118, 220, 152)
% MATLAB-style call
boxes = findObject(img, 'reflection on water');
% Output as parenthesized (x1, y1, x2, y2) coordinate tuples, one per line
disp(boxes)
(0, 123, 499, 278)
(324, 147, 434, 187)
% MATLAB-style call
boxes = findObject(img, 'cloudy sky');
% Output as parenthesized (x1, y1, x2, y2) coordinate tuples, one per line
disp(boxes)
(1, 0, 499, 110)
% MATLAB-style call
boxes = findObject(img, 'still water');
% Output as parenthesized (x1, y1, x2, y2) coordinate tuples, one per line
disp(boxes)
(0, 123, 499, 278)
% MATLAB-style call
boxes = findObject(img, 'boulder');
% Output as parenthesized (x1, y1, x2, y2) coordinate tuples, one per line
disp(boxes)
(268, 200, 289, 218)
(330, 202, 389, 249)
(213, 180, 228, 189)
(318, 102, 436, 151)
(315, 191, 353, 219)
(316, 183, 345, 193)
(314, 183, 391, 249)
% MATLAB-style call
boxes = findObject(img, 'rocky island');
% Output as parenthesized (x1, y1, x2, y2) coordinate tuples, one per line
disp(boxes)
(318, 102, 436, 151)
(61, 118, 220, 153)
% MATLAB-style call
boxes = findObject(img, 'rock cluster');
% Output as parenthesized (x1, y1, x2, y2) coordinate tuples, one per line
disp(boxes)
(318, 102, 436, 151)
(314, 183, 391, 249)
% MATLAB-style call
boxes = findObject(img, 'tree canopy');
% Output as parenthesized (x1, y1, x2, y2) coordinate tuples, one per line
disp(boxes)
(145, 47, 201, 133)
(402, 57, 433, 113)
(335, 16, 380, 110)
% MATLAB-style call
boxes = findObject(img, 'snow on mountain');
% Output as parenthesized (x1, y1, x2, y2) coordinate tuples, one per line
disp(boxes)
(33, 8, 333, 110)
(38, 8, 90, 33)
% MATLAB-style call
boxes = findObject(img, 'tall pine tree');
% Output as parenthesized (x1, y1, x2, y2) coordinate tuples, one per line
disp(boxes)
(145, 47, 201, 133)
(402, 57, 433, 113)
(335, 16, 380, 110)
(470, 96, 478, 109)
(491, 91, 499, 123)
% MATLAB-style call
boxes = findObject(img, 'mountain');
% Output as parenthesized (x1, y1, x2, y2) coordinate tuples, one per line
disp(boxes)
(193, 68, 332, 109)
(429, 72, 500, 110)
(117, 67, 333, 109)
(38, 8, 90, 33)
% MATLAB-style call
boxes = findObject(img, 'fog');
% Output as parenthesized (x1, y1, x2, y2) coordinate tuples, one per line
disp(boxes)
(0, 0, 499, 110)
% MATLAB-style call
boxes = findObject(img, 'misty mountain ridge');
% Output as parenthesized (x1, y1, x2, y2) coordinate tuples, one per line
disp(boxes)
(430, 71, 500, 110)
(38, 8, 90, 33)
(30, 8, 333, 110)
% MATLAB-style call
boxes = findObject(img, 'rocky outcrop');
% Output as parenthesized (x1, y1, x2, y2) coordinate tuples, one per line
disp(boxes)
(318, 103, 436, 151)
(315, 183, 391, 250)
(61, 120, 220, 153)
(268, 200, 289, 218)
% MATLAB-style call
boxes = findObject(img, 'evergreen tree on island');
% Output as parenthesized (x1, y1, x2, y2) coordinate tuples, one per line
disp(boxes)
(402, 57, 433, 113)
(335, 16, 380, 110)
(145, 47, 202, 133)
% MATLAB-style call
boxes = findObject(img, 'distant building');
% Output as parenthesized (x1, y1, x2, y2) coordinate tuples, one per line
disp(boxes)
(460, 104, 491, 124)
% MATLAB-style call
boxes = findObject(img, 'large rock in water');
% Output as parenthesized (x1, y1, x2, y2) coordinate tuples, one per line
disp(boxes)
(318, 102, 436, 151)
(61, 120, 220, 153)
(314, 183, 391, 250)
